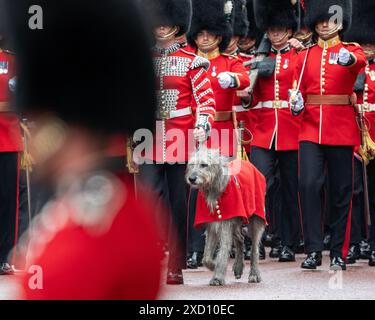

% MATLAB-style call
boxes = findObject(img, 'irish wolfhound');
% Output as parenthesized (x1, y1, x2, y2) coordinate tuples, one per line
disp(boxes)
(186, 148, 266, 286)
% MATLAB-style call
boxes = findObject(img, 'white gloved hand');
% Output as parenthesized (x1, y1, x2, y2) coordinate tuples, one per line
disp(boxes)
(217, 72, 234, 89)
(8, 77, 16, 93)
(338, 48, 351, 65)
(193, 127, 207, 142)
(194, 114, 211, 141)
(289, 90, 304, 116)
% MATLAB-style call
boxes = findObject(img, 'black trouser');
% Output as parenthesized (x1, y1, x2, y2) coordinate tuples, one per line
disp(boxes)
(0, 152, 20, 263)
(299, 142, 354, 258)
(251, 146, 301, 250)
(188, 189, 205, 253)
(368, 159, 375, 250)
(138, 163, 188, 270)
(350, 158, 367, 245)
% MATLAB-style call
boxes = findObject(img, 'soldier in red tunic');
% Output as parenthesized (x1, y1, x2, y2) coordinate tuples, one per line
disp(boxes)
(187, 0, 250, 158)
(290, 0, 367, 270)
(4, 0, 164, 299)
(249, 0, 303, 262)
(0, 41, 23, 274)
(343, 0, 375, 267)
(138, 0, 216, 285)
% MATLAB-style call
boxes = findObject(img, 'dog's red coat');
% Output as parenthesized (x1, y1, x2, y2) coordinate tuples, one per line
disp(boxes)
(194, 159, 267, 227)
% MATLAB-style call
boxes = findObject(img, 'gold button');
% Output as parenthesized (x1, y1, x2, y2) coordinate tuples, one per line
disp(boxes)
(218, 215, 222, 219)
(217, 210, 221, 214)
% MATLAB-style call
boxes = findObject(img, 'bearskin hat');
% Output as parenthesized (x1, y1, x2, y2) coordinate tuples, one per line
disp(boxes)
(246, 0, 263, 42)
(344, 0, 375, 44)
(233, 0, 249, 38)
(3, 0, 157, 135)
(188, 0, 235, 52)
(253, 0, 297, 32)
(141, 0, 192, 37)
(303, 0, 352, 33)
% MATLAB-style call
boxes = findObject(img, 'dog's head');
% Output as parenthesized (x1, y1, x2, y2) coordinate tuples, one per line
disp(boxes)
(186, 148, 229, 189)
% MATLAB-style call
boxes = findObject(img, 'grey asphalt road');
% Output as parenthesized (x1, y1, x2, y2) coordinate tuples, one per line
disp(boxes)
(158, 250, 375, 300)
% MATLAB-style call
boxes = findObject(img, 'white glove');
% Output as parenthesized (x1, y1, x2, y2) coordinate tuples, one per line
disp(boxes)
(8, 77, 16, 93)
(289, 90, 304, 116)
(217, 72, 234, 89)
(193, 127, 207, 142)
(338, 48, 351, 65)
(194, 114, 211, 141)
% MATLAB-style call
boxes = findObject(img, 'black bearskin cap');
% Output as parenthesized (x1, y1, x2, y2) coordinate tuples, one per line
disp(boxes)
(2, 0, 157, 135)
(141, 0, 192, 37)
(254, 0, 297, 32)
(188, 0, 235, 52)
(344, 0, 375, 44)
(303, 0, 352, 32)
(233, 0, 249, 38)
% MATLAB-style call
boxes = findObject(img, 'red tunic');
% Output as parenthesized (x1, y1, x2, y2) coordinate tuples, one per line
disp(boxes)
(251, 46, 302, 151)
(234, 52, 255, 153)
(194, 159, 266, 227)
(151, 45, 216, 163)
(0, 50, 23, 152)
(201, 51, 250, 156)
(18, 174, 163, 300)
(294, 38, 367, 146)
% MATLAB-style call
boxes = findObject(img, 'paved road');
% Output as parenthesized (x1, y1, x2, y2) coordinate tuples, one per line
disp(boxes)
(159, 250, 375, 300)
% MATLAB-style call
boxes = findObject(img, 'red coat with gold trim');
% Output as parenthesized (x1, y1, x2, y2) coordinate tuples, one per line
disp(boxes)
(0, 50, 23, 152)
(151, 45, 216, 163)
(194, 159, 266, 227)
(234, 52, 256, 153)
(251, 46, 302, 151)
(294, 38, 367, 146)
(357, 60, 375, 140)
(201, 51, 250, 157)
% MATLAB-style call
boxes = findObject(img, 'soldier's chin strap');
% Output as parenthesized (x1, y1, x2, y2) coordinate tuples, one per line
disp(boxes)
(197, 38, 221, 53)
(155, 26, 180, 42)
(315, 23, 343, 39)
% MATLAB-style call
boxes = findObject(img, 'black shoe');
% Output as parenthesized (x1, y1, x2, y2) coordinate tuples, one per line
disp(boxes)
(279, 246, 296, 262)
(259, 242, 266, 260)
(187, 252, 203, 269)
(166, 269, 184, 285)
(264, 233, 274, 247)
(359, 240, 371, 260)
(269, 244, 282, 258)
(301, 252, 322, 269)
(323, 234, 331, 251)
(295, 240, 305, 254)
(369, 251, 375, 267)
(245, 248, 251, 261)
(346, 244, 360, 264)
(0, 263, 15, 275)
(330, 257, 346, 271)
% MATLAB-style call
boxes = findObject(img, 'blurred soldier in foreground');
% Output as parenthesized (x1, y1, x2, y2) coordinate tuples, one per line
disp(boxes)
(3, 0, 163, 299)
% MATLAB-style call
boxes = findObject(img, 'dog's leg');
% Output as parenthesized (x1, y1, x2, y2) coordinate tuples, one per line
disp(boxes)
(232, 219, 245, 279)
(203, 223, 219, 271)
(248, 216, 265, 283)
(210, 220, 233, 286)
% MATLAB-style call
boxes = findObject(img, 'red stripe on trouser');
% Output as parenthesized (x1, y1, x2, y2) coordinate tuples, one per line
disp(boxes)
(341, 151, 354, 259)
(11, 153, 20, 265)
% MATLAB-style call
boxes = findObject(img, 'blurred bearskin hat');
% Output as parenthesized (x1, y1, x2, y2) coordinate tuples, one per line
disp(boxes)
(246, 0, 263, 43)
(188, 0, 235, 52)
(233, 0, 249, 38)
(344, 0, 375, 44)
(253, 0, 297, 32)
(3, 0, 157, 135)
(303, 0, 352, 33)
(141, 0, 192, 37)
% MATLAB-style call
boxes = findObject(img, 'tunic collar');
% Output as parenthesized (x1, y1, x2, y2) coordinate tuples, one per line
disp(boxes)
(197, 48, 221, 60)
(317, 35, 341, 49)
(153, 42, 180, 55)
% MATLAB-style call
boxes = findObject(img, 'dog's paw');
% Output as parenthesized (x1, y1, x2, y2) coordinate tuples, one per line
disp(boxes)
(203, 259, 215, 271)
(248, 273, 262, 283)
(209, 278, 225, 286)
(232, 262, 244, 279)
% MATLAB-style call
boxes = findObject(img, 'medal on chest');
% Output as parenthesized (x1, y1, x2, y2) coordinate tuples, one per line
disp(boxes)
(211, 66, 217, 77)
(0, 61, 9, 74)
(370, 70, 375, 81)
(329, 52, 338, 65)
(171, 58, 177, 71)
(283, 59, 289, 70)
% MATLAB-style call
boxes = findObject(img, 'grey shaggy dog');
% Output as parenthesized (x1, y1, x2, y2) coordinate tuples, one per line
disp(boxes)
(186, 148, 265, 286)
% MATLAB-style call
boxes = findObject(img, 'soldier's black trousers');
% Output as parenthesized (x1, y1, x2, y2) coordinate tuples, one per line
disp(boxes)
(299, 142, 354, 258)
(250, 146, 301, 250)
(368, 159, 375, 250)
(139, 163, 188, 270)
(0, 152, 20, 263)
(188, 188, 205, 253)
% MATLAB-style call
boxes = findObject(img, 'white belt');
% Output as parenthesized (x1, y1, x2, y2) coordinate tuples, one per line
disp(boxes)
(254, 100, 289, 109)
(362, 103, 375, 112)
(157, 107, 192, 120)
(234, 105, 248, 113)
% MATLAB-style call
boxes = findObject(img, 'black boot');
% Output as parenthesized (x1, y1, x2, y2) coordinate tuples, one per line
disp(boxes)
(301, 252, 322, 270)
(359, 240, 371, 260)
(269, 244, 282, 258)
(295, 240, 305, 254)
(369, 250, 375, 267)
(187, 252, 203, 269)
(0, 263, 15, 275)
(279, 246, 296, 262)
(166, 268, 184, 285)
(346, 244, 360, 264)
(330, 257, 346, 271)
